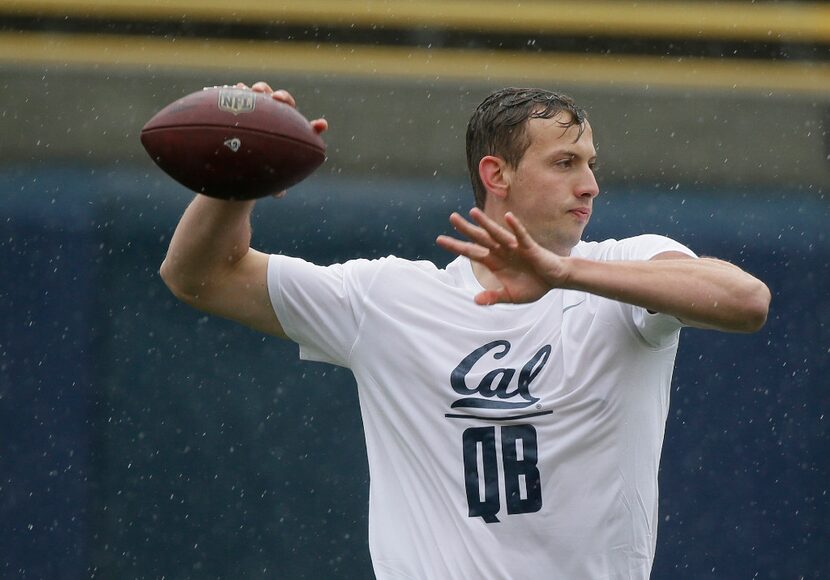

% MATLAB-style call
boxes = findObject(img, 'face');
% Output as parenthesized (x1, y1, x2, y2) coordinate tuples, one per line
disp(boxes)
(501, 114, 599, 255)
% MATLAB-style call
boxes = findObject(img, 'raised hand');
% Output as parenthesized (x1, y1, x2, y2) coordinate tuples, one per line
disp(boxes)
(241, 81, 329, 135)
(436, 208, 571, 305)
(237, 82, 328, 198)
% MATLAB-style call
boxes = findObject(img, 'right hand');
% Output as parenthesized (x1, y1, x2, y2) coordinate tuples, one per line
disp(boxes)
(236, 81, 329, 198)
(436, 208, 569, 305)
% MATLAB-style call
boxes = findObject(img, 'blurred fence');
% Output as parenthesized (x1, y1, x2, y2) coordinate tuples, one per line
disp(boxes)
(1, 164, 828, 578)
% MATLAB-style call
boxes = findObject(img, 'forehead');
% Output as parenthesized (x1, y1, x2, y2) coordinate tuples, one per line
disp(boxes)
(524, 113, 595, 155)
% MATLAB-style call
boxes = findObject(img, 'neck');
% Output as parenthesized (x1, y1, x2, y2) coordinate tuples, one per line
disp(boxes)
(470, 260, 502, 291)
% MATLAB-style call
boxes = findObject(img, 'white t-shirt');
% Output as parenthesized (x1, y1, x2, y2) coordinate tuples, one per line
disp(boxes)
(267, 234, 696, 580)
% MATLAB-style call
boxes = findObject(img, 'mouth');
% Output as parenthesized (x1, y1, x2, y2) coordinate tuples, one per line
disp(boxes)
(568, 207, 592, 220)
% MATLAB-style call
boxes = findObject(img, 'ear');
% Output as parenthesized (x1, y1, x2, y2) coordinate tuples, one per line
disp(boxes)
(478, 155, 511, 201)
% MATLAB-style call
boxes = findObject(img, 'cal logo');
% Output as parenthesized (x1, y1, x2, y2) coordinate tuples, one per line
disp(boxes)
(450, 340, 550, 410)
(218, 88, 255, 115)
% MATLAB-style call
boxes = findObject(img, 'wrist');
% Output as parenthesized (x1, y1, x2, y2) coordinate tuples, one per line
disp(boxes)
(558, 257, 595, 290)
(555, 256, 584, 290)
(537, 255, 579, 291)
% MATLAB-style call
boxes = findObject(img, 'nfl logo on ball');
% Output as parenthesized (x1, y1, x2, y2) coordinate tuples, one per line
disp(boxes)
(218, 88, 255, 115)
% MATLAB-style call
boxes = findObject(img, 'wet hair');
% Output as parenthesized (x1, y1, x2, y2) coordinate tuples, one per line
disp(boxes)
(466, 87, 587, 209)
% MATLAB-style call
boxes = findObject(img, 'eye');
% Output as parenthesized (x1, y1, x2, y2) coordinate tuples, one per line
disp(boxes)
(555, 158, 573, 168)
(589, 161, 599, 172)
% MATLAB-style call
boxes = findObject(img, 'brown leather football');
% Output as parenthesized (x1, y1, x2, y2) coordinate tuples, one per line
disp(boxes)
(140, 86, 326, 200)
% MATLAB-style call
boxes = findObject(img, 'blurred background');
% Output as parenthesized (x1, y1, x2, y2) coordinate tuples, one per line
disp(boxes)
(0, 1, 828, 578)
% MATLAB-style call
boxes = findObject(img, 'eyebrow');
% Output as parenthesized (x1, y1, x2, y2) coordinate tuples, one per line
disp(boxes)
(551, 149, 598, 161)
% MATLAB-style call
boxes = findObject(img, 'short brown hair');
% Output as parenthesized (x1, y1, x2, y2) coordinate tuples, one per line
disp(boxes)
(466, 88, 587, 209)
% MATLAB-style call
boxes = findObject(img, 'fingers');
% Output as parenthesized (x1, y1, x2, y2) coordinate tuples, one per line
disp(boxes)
(474, 288, 510, 306)
(468, 208, 518, 249)
(436, 235, 490, 260)
(475, 290, 498, 306)
(440, 209, 523, 258)
(242, 82, 298, 108)
(250, 81, 273, 94)
(240, 83, 324, 133)
(444, 209, 538, 253)
(503, 212, 536, 249)
(310, 118, 329, 134)
(271, 89, 297, 108)
(448, 212, 500, 251)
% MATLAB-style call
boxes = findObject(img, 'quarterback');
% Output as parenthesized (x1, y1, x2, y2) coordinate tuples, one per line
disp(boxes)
(160, 83, 770, 579)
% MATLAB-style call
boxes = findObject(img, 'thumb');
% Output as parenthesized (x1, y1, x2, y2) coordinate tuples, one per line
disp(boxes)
(474, 289, 505, 306)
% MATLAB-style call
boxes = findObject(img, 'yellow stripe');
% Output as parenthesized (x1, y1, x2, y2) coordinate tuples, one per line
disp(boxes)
(3, 0, 830, 43)
(1, 32, 828, 95)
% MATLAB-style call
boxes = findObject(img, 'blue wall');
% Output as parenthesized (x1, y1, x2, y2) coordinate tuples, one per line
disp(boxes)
(1, 165, 827, 578)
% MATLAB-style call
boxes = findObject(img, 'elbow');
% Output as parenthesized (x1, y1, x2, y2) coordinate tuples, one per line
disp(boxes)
(737, 281, 771, 333)
(159, 258, 179, 295)
(159, 258, 201, 305)
(159, 258, 173, 289)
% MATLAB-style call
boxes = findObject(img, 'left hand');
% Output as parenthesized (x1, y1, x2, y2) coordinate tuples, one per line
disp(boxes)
(436, 208, 570, 305)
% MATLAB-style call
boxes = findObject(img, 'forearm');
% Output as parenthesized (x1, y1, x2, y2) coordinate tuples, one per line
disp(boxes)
(562, 257, 770, 333)
(160, 195, 257, 298)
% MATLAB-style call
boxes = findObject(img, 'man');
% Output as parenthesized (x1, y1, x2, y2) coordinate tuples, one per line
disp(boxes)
(160, 82, 770, 579)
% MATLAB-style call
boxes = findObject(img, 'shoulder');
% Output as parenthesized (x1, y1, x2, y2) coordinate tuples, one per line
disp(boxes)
(573, 235, 696, 261)
(372, 254, 442, 274)
(270, 253, 430, 273)
(365, 255, 459, 292)
(334, 254, 442, 280)
(270, 253, 449, 295)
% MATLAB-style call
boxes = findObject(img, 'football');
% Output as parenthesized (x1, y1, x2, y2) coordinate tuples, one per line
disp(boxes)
(140, 86, 326, 200)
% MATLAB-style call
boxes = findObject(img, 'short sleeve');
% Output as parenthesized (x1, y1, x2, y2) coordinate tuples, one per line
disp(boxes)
(595, 234, 697, 263)
(267, 254, 384, 367)
(584, 235, 698, 348)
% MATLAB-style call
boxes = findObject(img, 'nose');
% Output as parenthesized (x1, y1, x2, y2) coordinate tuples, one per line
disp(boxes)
(577, 166, 600, 199)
